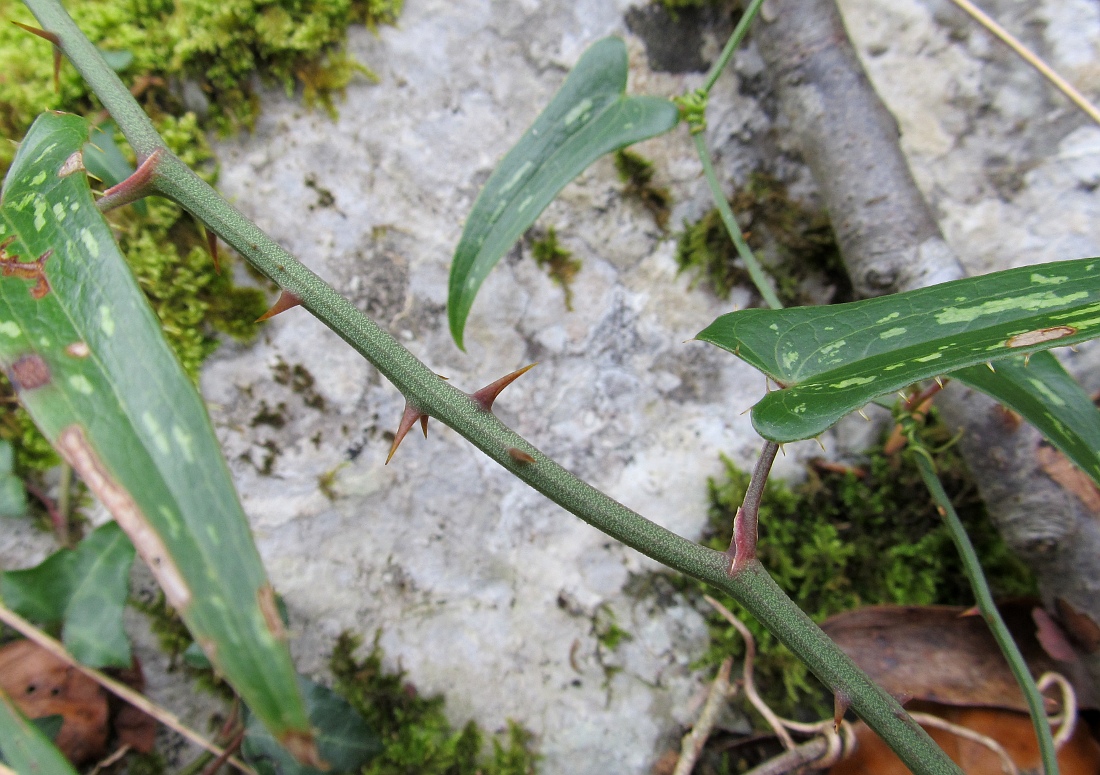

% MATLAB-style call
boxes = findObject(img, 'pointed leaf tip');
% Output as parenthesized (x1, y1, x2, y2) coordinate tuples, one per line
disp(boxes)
(447, 36, 679, 348)
(386, 402, 428, 464)
(205, 228, 220, 273)
(470, 363, 537, 412)
(257, 291, 302, 322)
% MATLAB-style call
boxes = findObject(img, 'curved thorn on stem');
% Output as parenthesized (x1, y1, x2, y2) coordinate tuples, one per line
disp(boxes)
(256, 290, 302, 322)
(469, 363, 537, 412)
(386, 401, 428, 464)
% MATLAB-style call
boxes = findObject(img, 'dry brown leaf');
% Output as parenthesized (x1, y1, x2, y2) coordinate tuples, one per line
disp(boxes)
(820, 602, 1098, 711)
(829, 702, 1100, 775)
(1037, 444, 1100, 514)
(108, 659, 157, 753)
(0, 639, 108, 764)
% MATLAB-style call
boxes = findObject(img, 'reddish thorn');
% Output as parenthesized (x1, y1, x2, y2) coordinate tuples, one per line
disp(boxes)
(11, 22, 61, 91)
(508, 447, 535, 464)
(958, 605, 981, 618)
(98, 148, 164, 212)
(386, 402, 428, 464)
(206, 228, 220, 273)
(727, 506, 754, 576)
(256, 290, 302, 322)
(834, 691, 850, 732)
(470, 363, 538, 412)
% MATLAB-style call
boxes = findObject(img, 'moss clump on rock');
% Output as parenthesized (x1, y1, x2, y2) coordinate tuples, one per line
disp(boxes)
(670, 413, 1036, 719)
(675, 171, 849, 305)
(330, 632, 539, 775)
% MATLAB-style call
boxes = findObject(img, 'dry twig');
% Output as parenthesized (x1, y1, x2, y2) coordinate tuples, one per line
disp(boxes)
(673, 657, 736, 775)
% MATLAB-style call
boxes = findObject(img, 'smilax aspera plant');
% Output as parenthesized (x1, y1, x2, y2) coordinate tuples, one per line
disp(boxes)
(2, 1, 1099, 773)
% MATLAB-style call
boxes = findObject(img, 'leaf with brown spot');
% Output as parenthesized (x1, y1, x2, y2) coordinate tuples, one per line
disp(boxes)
(1037, 444, 1100, 514)
(0, 112, 314, 756)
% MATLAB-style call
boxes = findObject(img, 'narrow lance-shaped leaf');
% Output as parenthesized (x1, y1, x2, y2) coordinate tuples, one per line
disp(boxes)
(448, 36, 680, 349)
(697, 258, 1100, 441)
(953, 351, 1100, 487)
(0, 689, 78, 775)
(0, 521, 135, 668)
(0, 441, 26, 518)
(0, 113, 318, 764)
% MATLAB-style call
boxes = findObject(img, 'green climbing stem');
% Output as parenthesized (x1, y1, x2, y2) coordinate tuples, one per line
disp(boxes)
(21, 0, 962, 772)
(914, 452, 1059, 775)
(692, 131, 784, 310)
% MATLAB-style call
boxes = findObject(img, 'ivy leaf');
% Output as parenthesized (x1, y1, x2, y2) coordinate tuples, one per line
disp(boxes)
(697, 258, 1100, 441)
(447, 36, 680, 349)
(0, 690, 78, 774)
(0, 440, 26, 518)
(0, 112, 315, 757)
(242, 677, 382, 774)
(0, 521, 135, 667)
(953, 352, 1100, 487)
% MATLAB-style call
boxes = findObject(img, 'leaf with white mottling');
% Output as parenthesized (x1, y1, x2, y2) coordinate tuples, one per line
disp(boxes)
(0, 112, 316, 761)
(448, 36, 680, 349)
(697, 258, 1100, 441)
(954, 351, 1100, 487)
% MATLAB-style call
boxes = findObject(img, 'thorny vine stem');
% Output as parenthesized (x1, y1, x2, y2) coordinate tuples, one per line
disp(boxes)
(19, 1, 963, 773)
(728, 440, 780, 575)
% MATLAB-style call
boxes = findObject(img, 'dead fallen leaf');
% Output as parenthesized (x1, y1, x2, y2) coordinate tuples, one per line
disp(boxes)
(820, 602, 1098, 711)
(830, 701, 1100, 775)
(108, 659, 156, 753)
(1055, 598, 1100, 654)
(0, 639, 108, 764)
(1037, 444, 1100, 514)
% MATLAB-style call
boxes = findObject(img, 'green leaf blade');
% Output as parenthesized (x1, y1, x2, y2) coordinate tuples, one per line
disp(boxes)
(0, 522, 134, 667)
(448, 36, 680, 349)
(0, 113, 315, 757)
(0, 690, 79, 775)
(954, 351, 1100, 486)
(0, 441, 26, 518)
(697, 258, 1100, 441)
(61, 521, 135, 667)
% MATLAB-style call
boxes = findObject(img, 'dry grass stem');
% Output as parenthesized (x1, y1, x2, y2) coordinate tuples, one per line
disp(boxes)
(1038, 671, 1077, 750)
(908, 711, 1018, 775)
(673, 656, 736, 775)
(949, 0, 1100, 126)
(704, 594, 796, 749)
(0, 602, 258, 775)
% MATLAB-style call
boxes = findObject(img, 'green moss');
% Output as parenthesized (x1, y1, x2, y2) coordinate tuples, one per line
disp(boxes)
(614, 149, 672, 229)
(669, 414, 1035, 721)
(122, 751, 167, 775)
(530, 227, 582, 312)
(131, 592, 234, 699)
(675, 172, 849, 305)
(330, 632, 539, 775)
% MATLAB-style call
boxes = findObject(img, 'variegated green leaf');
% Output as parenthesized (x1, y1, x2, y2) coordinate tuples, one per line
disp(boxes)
(448, 36, 680, 349)
(954, 351, 1100, 486)
(0, 112, 316, 762)
(1, 522, 135, 668)
(0, 689, 78, 775)
(697, 258, 1100, 441)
